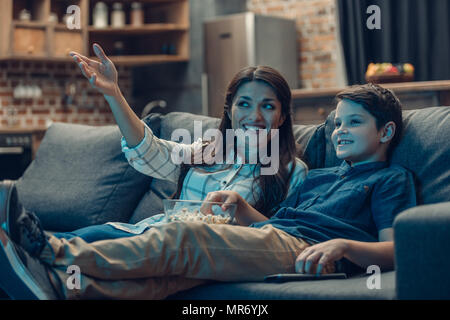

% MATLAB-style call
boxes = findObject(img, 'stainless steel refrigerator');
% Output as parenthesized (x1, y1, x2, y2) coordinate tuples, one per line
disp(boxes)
(203, 12, 298, 117)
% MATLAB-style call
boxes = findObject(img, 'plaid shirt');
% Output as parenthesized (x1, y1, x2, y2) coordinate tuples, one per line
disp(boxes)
(121, 121, 308, 207)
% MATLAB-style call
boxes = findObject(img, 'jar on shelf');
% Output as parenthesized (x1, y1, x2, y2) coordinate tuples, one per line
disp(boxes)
(113, 41, 125, 56)
(93, 1, 108, 28)
(48, 12, 58, 24)
(62, 13, 74, 26)
(19, 9, 31, 21)
(111, 2, 126, 28)
(131, 2, 144, 27)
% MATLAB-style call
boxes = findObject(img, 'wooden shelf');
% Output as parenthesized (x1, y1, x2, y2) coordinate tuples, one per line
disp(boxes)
(85, 0, 190, 63)
(0, 0, 190, 65)
(53, 23, 83, 32)
(0, 54, 189, 65)
(12, 21, 83, 32)
(87, 23, 189, 35)
(0, 55, 62, 61)
(96, 54, 188, 65)
(12, 20, 48, 29)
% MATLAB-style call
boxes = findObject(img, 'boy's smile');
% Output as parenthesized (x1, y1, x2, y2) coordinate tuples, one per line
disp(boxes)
(332, 99, 391, 165)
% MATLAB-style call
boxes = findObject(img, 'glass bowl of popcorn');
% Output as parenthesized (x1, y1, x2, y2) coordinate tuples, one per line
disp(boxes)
(163, 199, 236, 224)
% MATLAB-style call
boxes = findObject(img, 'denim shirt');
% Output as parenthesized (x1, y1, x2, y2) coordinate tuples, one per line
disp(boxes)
(251, 161, 417, 244)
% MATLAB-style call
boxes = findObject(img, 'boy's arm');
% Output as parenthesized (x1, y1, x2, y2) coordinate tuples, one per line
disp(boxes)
(342, 227, 394, 270)
(296, 168, 416, 275)
(295, 228, 394, 275)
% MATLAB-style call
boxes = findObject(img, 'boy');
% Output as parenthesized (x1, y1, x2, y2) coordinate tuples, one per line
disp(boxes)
(0, 83, 416, 299)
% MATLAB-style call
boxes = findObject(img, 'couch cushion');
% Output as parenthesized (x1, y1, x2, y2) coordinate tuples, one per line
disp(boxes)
(16, 122, 152, 231)
(169, 271, 396, 300)
(298, 123, 326, 169)
(392, 107, 450, 204)
(322, 106, 450, 204)
(128, 179, 176, 224)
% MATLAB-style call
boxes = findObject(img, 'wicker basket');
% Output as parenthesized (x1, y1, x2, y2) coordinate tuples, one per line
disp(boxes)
(366, 74, 414, 84)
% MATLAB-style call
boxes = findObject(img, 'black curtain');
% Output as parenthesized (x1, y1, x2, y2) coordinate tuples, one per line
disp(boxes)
(338, 0, 450, 84)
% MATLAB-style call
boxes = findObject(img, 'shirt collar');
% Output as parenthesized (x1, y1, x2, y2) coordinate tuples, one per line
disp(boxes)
(338, 160, 388, 175)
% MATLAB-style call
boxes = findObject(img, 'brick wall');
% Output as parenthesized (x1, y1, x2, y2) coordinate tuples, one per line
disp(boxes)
(247, 0, 344, 89)
(0, 60, 133, 127)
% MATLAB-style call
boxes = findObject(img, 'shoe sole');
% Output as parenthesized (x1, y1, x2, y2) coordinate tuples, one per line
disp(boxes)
(0, 228, 49, 300)
(0, 180, 15, 233)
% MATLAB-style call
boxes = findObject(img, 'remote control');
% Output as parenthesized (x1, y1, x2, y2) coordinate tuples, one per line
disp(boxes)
(264, 273, 347, 283)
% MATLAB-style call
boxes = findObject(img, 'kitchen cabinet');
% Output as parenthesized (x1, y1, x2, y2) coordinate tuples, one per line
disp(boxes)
(0, 0, 189, 65)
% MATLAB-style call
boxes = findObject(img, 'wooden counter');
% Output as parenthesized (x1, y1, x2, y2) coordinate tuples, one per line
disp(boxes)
(0, 125, 48, 159)
(0, 126, 48, 134)
(292, 80, 450, 124)
(292, 80, 450, 100)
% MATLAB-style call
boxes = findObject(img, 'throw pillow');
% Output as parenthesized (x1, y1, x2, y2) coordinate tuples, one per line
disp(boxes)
(16, 122, 152, 231)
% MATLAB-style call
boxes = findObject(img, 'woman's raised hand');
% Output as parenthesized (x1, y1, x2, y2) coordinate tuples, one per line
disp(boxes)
(70, 43, 119, 97)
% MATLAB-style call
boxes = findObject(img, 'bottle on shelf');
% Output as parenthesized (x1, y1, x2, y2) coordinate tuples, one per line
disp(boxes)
(131, 2, 144, 27)
(111, 2, 126, 28)
(113, 41, 125, 56)
(93, 1, 108, 28)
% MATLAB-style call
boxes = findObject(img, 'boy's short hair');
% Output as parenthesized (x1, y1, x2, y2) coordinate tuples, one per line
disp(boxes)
(335, 83, 404, 159)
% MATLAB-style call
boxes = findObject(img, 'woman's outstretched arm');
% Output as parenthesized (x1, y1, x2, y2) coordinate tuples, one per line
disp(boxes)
(70, 43, 144, 147)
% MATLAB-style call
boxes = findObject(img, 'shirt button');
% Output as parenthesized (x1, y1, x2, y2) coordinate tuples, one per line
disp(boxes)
(222, 181, 227, 185)
(340, 175, 345, 179)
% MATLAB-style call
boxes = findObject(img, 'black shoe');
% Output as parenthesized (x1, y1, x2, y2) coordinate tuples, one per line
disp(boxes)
(14, 210, 47, 258)
(0, 181, 47, 258)
(0, 228, 63, 300)
(0, 180, 23, 236)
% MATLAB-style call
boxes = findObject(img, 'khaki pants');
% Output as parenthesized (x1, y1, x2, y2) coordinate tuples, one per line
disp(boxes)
(41, 222, 314, 299)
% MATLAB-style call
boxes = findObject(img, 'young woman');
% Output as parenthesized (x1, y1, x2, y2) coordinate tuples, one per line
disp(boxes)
(50, 43, 307, 242)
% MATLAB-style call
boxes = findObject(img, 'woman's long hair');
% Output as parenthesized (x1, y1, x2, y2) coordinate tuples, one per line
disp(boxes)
(172, 66, 300, 217)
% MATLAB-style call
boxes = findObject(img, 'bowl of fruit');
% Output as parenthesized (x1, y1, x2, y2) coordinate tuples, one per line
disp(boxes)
(365, 63, 414, 83)
(163, 199, 236, 224)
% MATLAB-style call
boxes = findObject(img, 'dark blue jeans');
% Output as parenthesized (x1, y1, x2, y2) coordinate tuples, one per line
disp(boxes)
(52, 224, 136, 243)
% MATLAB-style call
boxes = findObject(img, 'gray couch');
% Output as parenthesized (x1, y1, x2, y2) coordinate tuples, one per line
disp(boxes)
(13, 106, 450, 300)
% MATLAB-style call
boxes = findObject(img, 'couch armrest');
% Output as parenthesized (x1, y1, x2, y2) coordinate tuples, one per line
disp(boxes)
(393, 202, 450, 299)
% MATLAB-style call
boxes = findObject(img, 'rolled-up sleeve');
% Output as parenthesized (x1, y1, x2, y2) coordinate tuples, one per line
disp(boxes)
(121, 121, 201, 184)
